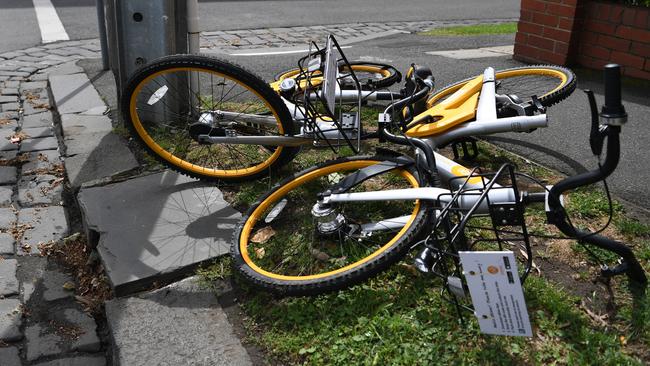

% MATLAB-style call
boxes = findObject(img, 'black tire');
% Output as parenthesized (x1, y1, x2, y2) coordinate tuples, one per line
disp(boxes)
(428, 65, 577, 109)
(121, 54, 299, 182)
(231, 155, 431, 296)
(274, 61, 402, 90)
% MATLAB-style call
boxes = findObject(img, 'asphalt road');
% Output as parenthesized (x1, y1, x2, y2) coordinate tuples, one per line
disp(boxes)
(0, 0, 520, 53)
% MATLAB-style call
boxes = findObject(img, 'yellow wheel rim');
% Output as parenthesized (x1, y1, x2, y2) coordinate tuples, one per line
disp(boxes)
(239, 160, 421, 281)
(130, 67, 286, 178)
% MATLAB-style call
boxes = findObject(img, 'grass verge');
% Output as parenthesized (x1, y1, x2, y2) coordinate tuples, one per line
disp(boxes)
(420, 22, 518, 37)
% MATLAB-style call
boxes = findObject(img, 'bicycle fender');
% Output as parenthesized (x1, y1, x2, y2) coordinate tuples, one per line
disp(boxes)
(325, 155, 415, 195)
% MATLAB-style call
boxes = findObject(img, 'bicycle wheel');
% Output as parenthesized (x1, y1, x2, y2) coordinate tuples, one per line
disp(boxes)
(122, 54, 299, 182)
(272, 61, 401, 90)
(427, 65, 576, 109)
(231, 155, 430, 296)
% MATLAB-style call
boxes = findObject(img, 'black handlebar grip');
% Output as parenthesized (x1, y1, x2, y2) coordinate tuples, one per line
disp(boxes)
(601, 64, 626, 118)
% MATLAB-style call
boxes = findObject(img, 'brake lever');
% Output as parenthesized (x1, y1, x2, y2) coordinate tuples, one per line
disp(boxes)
(584, 89, 604, 156)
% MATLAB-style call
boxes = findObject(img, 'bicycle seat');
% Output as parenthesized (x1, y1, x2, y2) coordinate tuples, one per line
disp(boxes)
(405, 74, 482, 138)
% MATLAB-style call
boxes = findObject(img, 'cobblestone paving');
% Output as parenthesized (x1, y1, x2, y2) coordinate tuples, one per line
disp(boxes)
(0, 40, 105, 365)
(199, 18, 517, 51)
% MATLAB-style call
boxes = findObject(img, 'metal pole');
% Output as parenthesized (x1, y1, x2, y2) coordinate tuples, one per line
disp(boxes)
(96, 0, 109, 70)
(187, 0, 200, 54)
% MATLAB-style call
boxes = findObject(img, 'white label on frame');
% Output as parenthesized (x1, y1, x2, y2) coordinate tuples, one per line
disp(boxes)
(459, 251, 532, 337)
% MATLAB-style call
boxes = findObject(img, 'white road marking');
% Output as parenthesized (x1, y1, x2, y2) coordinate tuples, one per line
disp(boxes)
(426, 45, 514, 59)
(33, 0, 69, 43)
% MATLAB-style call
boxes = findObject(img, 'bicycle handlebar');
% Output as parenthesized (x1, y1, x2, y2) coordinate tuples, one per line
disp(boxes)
(546, 64, 646, 284)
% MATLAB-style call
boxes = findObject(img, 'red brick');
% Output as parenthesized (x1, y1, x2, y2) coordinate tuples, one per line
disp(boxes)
(599, 34, 631, 52)
(624, 67, 650, 81)
(547, 3, 576, 17)
(514, 43, 540, 60)
(533, 12, 559, 27)
(622, 8, 636, 26)
(528, 34, 556, 51)
(555, 41, 570, 55)
(577, 55, 609, 70)
(609, 5, 624, 23)
(580, 30, 600, 45)
(543, 27, 572, 43)
(611, 50, 645, 69)
(520, 10, 534, 22)
(581, 44, 611, 60)
(558, 17, 576, 30)
(518, 21, 545, 36)
(616, 26, 650, 43)
(596, 3, 611, 21)
(634, 9, 649, 28)
(584, 19, 617, 35)
(562, 0, 578, 6)
(515, 31, 528, 45)
(521, 0, 546, 12)
(631, 42, 650, 58)
(538, 48, 568, 65)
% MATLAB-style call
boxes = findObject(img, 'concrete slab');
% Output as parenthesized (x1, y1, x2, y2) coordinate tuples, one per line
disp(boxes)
(49, 74, 104, 114)
(61, 114, 112, 137)
(77, 171, 241, 295)
(63, 133, 139, 188)
(105, 277, 252, 366)
(0, 299, 23, 342)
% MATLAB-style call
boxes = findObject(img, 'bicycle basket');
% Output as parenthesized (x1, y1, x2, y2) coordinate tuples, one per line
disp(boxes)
(285, 34, 365, 154)
(420, 163, 534, 323)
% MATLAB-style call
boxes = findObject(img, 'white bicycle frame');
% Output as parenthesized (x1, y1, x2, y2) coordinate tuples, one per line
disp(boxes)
(317, 67, 550, 234)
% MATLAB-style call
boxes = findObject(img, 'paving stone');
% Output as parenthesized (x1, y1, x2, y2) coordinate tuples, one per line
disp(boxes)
(22, 112, 53, 128)
(0, 138, 18, 152)
(17, 174, 64, 207)
(0, 346, 21, 366)
(0, 102, 20, 112)
(60, 308, 100, 352)
(2, 81, 20, 89)
(64, 132, 138, 188)
(79, 171, 240, 295)
(0, 166, 17, 184)
(42, 270, 74, 301)
(1, 88, 19, 96)
(79, 105, 108, 116)
(0, 259, 18, 296)
(33, 356, 106, 366)
(0, 186, 13, 206)
(0, 110, 19, 120)
(42, 61, 84, 76)
(49, 74, 105, 114)
(22, 127, 54, 139)
(64, 131, 110, 156)
(23, 102, 51, 116)
(25, 324, 62, 361)
(29, 73, 50, 81)
(17, 207, 68, 255)
(106, 277, 252, 366)
(61, 114, 112, 137)
(20, 137, 59, 152)
(0, 299, 23, 342)
(0, 233, 15, 254)
(20, 81, 47, 92)
(0, 207, 16, 228)
(21, 150, 63, 176)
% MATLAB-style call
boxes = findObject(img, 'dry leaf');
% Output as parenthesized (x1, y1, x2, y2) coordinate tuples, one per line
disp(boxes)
(311, 249, 330, 261)
(62, 282, 76, 291)
(255, 247, 266, 259)
(251, 226, 276, 243)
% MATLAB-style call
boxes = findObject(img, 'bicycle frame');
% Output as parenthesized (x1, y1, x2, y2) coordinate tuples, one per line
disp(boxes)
(198, 67, 548, 148)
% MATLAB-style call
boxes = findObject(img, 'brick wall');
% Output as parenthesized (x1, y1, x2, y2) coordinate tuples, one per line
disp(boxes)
(514, 0, 650, 80)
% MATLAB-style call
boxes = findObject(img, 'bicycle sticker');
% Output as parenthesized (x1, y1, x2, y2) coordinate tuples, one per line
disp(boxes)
(459, 251, 532, 337)
(147, 85, 169, 105)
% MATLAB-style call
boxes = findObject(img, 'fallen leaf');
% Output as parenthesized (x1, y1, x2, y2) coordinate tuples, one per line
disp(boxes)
(311, 249, 330, 261)
(251, 226, 276, 243)
(62, 282, 76, 291)
(255, 247, 266, 259)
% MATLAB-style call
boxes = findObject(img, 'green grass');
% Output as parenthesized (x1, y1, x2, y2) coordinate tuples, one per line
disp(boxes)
(420, 22, 518, 37)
